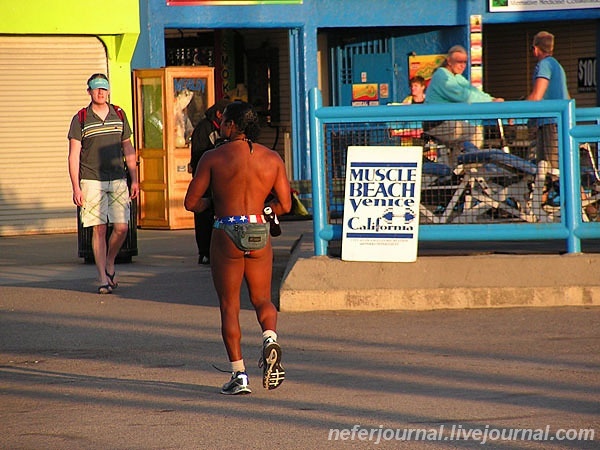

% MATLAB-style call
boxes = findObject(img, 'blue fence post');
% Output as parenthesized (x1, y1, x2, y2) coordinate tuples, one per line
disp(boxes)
(570, 119, 600, 241)
(563, 100, 582, 253)
(309, 88, 328, 256)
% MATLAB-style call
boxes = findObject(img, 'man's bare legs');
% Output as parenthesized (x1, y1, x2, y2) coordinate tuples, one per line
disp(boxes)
(244, 245, 285, 390)
(210, 229, 283, 390)
(210, 230, 277, 361)
(92, 222, 128, 290)
(105, 222, 128, 284)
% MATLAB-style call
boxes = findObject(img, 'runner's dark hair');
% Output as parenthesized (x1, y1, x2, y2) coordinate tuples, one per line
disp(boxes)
(223, 101, 261, 142)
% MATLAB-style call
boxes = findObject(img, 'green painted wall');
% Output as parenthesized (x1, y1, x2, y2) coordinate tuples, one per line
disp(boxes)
(0, 0, 140, 117)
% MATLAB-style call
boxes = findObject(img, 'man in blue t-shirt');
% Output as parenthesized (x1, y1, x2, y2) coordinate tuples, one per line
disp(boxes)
(526, 31, 569, 171)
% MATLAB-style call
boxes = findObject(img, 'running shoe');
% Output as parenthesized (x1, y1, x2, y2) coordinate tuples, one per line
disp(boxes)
(220, 371, 251, 395)
(259, 338, 285, 390)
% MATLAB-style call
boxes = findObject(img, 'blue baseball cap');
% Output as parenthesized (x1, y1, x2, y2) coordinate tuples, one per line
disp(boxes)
(88, 78, 110, 90)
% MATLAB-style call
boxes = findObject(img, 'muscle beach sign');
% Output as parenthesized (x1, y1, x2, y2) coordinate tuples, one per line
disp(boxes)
(342, 146, 422, 262)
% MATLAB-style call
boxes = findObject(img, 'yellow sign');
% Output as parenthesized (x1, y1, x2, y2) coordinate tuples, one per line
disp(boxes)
(352, 84, 378, 101)
(408, 54, 446, 86)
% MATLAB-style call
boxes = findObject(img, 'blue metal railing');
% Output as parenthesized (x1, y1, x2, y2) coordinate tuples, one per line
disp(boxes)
(576, 107, 600, 125)
(308, 87, 600, 256)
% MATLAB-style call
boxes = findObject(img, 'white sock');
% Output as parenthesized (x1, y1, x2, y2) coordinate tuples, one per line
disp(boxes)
(231, 359, 245, 373)
(262, 330, 277, 342)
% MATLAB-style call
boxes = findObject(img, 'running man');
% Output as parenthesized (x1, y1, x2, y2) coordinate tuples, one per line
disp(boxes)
(184, 101, 291, 395)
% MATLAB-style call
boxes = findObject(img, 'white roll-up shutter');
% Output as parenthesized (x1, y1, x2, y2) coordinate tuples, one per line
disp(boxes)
(0, 36, 108, 236)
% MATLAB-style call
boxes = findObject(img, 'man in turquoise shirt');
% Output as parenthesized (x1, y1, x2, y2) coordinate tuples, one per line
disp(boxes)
(424, 45, 503, 162)
(425, 46, 501, 104)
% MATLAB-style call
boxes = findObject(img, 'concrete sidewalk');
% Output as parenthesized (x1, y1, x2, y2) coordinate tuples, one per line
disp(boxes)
(1, 222, 599, 449)
(0, 219, 311, 306)
(2, 219, 600, 313)
(279, 223, 600, 312)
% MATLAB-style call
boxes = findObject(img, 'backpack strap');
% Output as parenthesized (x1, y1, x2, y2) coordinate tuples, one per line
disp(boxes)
(78, 105, 124, 125)
(77, 107, 87, 128)
(111, 104, 125, 122)
(78, 104, 124, 139)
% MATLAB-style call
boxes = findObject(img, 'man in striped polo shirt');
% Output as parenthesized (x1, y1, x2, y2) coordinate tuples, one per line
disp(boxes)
(68, 73, 139, 294)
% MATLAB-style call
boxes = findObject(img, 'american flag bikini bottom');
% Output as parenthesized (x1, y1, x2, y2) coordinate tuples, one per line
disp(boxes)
(213, 215, 269, 253)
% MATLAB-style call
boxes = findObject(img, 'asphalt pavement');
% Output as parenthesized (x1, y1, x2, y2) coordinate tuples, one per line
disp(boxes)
(1, 221, 599, 449)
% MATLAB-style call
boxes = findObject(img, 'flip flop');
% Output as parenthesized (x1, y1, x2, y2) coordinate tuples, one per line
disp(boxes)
(98, 284, 112, 295)
(105, 270, 118, 289)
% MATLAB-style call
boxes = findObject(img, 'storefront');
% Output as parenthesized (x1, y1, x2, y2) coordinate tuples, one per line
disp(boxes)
(1, 0, 598, 236)
(0, 0, 139, 236)
(133, 0, 600, 186)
